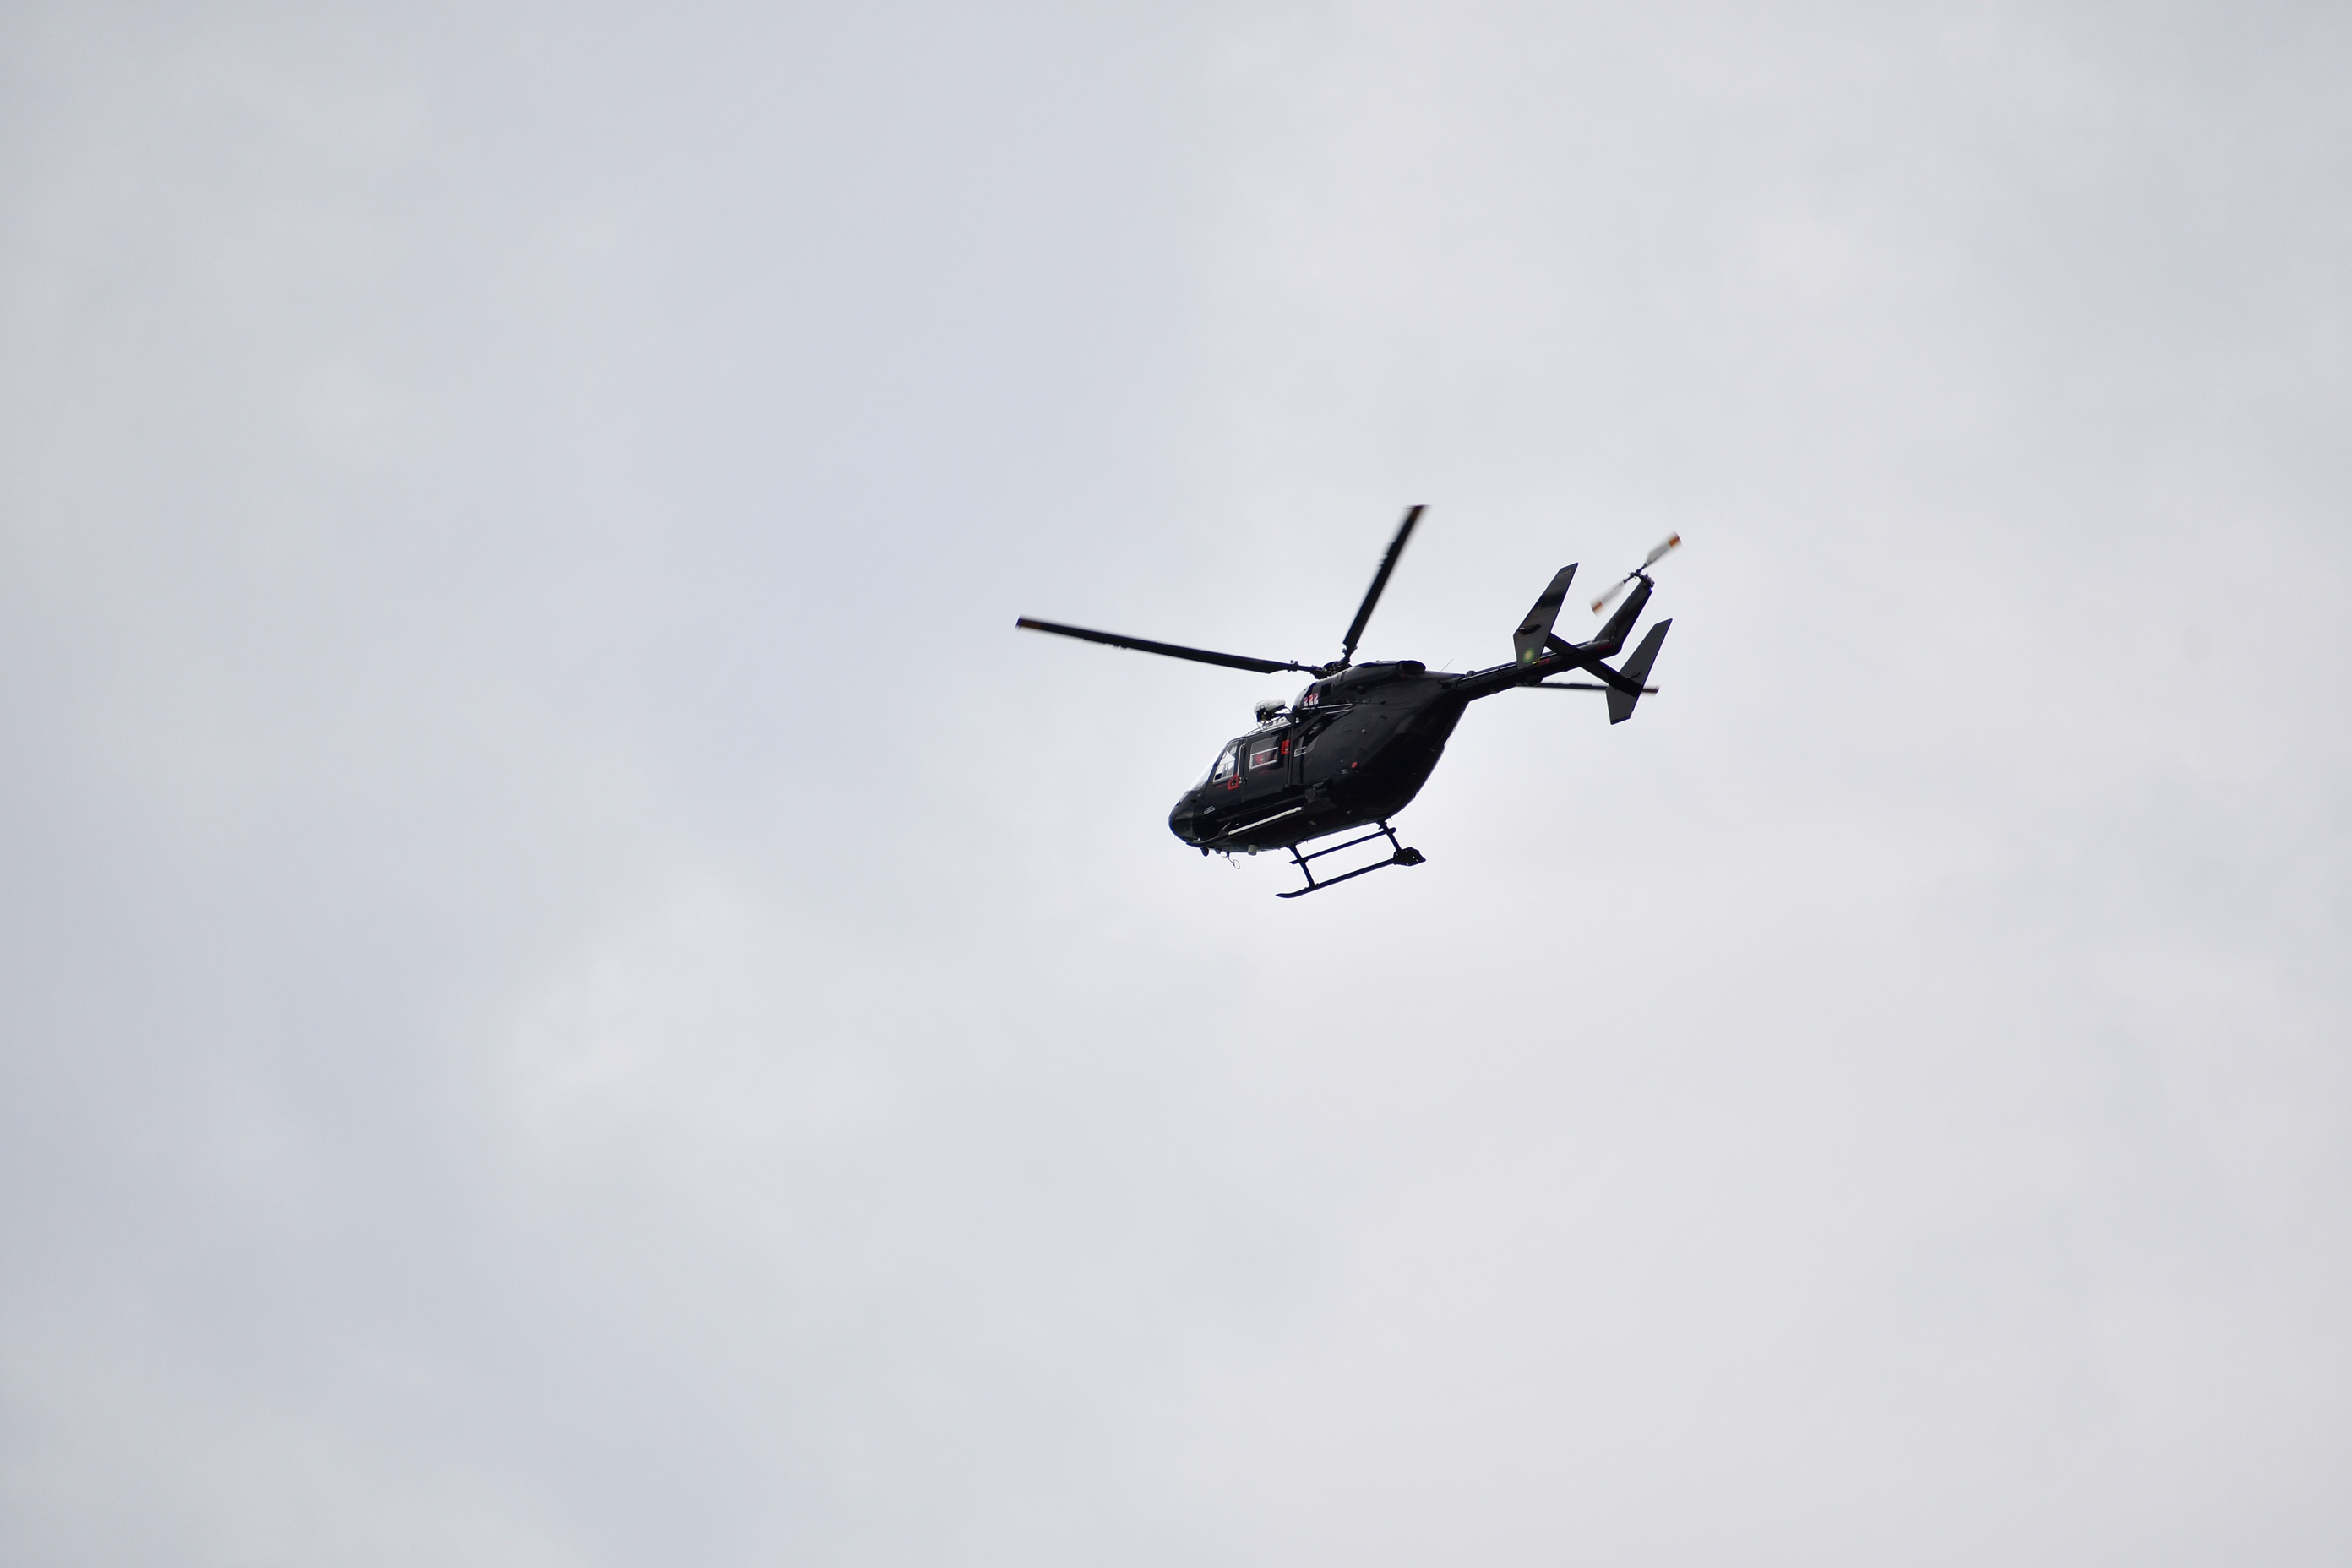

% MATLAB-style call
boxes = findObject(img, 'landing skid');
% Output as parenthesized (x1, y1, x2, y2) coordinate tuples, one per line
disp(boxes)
(1276, 821, 1426, 898)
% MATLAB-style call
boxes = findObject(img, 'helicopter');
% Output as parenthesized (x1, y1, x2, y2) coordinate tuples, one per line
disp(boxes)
(1016, 507, 1677, 896)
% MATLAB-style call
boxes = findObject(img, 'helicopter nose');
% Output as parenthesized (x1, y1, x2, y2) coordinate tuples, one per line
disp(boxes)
(1168, 794, 1206, 844)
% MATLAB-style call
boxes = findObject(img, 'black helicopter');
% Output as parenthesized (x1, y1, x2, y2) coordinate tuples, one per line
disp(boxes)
(1017, 507, 1676, 896)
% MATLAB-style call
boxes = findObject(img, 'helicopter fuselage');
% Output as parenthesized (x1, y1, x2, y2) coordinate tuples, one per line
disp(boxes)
(1165, 574, 1659, 856)
(1168, 662, 1466, 854)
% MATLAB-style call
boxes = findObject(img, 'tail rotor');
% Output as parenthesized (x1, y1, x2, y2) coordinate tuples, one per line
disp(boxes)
(1590, 533, 1680, 615)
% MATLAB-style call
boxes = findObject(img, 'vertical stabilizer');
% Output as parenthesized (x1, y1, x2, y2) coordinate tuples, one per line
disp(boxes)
(1512, 565, 1578, 664)
(1606, 620, 1672, 724)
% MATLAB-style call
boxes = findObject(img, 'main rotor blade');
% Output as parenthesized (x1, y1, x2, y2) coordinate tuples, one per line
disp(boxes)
(1015, 618, 1316, 676)
(1338, 504, 1424, 666)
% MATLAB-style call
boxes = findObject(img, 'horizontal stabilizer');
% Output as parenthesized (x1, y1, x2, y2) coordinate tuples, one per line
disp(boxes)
(1607, 619, 1672, 724)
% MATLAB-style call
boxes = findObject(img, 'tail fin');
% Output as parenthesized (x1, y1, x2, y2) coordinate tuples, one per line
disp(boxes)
(1606, 620, 1671, 724)
(1511, 565, 1577, 665)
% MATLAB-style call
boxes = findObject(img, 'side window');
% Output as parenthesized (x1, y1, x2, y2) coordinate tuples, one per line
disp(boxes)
(1211, 742, 1241, 784)
(1248, 735, 1285, 771)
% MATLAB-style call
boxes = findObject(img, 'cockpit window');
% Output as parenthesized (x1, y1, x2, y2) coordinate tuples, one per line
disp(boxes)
(1248, 736, 1285, 770)
(1208, 741, 1240, 785)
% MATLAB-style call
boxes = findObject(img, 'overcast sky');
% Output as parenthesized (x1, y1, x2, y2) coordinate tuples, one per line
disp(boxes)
(3, 2, 2349, 1563)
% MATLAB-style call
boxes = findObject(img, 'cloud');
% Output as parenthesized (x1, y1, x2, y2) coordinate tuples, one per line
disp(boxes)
(3, 0, 2349, 1562)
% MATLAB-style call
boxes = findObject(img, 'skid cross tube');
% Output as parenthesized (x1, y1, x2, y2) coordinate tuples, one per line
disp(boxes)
(1276, 820, 1427, 899)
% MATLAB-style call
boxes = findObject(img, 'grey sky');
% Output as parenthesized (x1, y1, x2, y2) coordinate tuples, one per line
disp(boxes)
(3, 2, 2348, 1563)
